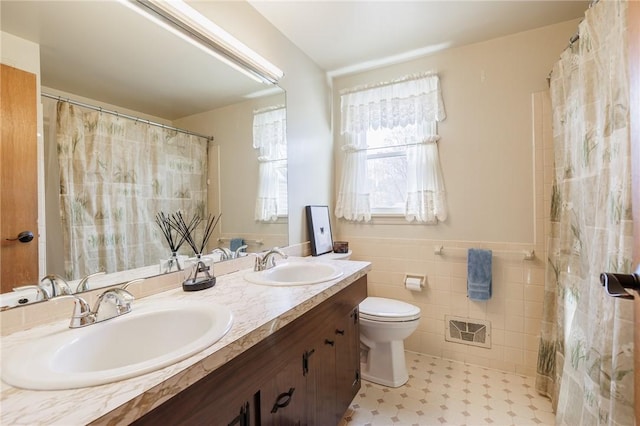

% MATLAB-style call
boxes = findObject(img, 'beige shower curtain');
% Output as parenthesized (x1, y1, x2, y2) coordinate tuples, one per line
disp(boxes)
(55, 102, 208, 280)
(535, 1, 634, 425)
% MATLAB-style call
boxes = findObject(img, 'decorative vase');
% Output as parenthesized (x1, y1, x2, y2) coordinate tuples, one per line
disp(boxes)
(160, 252, 188, 274)
(182, 253, 216, 291)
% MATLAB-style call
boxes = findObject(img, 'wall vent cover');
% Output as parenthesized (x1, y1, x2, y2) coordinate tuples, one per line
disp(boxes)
(445, 315, 491, 349)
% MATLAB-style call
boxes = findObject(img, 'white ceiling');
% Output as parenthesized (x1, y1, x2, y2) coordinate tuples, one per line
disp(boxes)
(1, 1, 588, 120)
(249, 0, 589, 76)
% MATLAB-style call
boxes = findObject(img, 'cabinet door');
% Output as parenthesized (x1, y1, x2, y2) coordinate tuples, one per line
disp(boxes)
(260, 352, 308, 426)
(335, 307, 361, 417)
(313, 325, 338, 425)
(133, 388, 258, 426)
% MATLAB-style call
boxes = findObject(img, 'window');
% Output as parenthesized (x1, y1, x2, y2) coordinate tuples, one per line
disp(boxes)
(253, 106, 287, 221)
(336, 73, 448, 223)
(366, 128, 408, 214)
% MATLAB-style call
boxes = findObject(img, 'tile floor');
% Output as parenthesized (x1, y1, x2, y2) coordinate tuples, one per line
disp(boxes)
(340, 351, 554, 426)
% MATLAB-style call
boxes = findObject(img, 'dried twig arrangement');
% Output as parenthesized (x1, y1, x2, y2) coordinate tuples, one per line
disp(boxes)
(170, 211, 221, 256)
(155, 212, 188, 253)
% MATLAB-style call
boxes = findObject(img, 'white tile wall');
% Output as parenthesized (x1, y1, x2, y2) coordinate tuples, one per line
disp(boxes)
(345, 237, 545, 376)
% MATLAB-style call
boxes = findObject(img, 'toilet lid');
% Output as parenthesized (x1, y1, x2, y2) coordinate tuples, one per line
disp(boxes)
(359, 297, 421, 322)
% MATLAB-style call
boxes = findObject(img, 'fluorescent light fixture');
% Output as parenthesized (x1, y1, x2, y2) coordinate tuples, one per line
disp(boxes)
(117, 0, 283, 85)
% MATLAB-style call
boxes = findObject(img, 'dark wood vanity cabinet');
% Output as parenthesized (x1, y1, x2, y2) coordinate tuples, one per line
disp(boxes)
(133, 276, 366, 426)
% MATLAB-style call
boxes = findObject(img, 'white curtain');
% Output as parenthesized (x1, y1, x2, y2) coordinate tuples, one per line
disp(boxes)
(253, 106, 286, 222)
(535, 2, 634, 425)
(336, 73, 447, 222)
(55, 102, 208, 279)
(336, 132, 371, 221)
(405, 134, 448, 223)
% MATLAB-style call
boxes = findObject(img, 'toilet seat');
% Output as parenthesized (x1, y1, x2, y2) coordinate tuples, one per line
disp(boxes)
(359, 297, 421, 322)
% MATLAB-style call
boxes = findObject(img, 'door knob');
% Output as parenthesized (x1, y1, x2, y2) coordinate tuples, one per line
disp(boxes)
(5, 231, 34, 243)
(600, 270, 640, 299)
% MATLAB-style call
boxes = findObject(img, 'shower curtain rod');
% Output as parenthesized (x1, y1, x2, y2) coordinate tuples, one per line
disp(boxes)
(547, 0, 601, 88)
(567, 0, 601, 48)
(41, 92, 214, 142)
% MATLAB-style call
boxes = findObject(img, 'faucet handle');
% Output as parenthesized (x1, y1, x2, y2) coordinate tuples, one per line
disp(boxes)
(57, 294, 94, 328)
(121, 278, 145, 291)
(75, 271, 106, 293)
(93, 288, 135, 322)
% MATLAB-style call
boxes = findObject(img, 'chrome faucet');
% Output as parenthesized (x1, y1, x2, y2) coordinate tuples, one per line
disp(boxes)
(211, 247, 232, 261)
(66, 287, 135, 328)
(254, 247, 288, 271)
(75, 271, 106, 293)
(40, 274, 73, 298)
(233, 244, 248, 258)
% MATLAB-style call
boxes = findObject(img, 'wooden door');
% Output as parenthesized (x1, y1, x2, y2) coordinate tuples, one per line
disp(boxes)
(0, 64, 39, 292)
(629, 0, 640, 422)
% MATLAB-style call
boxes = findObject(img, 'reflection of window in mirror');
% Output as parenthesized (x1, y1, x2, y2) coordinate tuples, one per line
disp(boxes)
(253, 105, 287, 222)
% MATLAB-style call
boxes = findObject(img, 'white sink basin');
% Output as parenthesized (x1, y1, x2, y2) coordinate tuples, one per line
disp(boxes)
(1, 300, 233, 390)
(0, 286, 41, 308)
(244, 260, 343, 286)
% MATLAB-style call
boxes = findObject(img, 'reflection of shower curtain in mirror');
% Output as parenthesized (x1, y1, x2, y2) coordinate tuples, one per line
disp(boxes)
(54, 101, 208, 280)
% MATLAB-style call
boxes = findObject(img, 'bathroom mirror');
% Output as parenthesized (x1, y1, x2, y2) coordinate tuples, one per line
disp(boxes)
(0, 1, 287, 305)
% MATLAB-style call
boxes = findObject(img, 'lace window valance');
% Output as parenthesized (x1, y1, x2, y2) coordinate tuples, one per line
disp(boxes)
(340, 72, 446, 135)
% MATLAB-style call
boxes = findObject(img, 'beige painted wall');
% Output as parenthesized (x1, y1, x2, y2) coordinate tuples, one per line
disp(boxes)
(190, 1, 333, 248)
(1, 31, 40, 74)
(342, 91, 553, 376)
(329, 20, 578, 374)
(175, 92, 288, 251)
(332, 19, 580, 244)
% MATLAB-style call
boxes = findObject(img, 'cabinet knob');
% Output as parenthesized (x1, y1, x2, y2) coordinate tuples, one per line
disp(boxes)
(335, 329, 345, 335)
(325, 339, 335, 346)
(270, 387, 295, 413)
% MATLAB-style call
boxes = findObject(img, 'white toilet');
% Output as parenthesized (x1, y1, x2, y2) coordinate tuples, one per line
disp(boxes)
(359, 297, 421, 387)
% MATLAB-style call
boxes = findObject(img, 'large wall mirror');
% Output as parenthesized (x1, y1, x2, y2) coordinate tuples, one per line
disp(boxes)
(1, 1, 287, 307)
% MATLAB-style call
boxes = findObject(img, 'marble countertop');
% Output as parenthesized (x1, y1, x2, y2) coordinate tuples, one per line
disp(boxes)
(0, 258, 371, 425)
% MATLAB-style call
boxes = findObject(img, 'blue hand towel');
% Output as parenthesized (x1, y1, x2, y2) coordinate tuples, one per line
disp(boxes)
(230, 238, 245, 252)
(467, 249, 492, 301)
